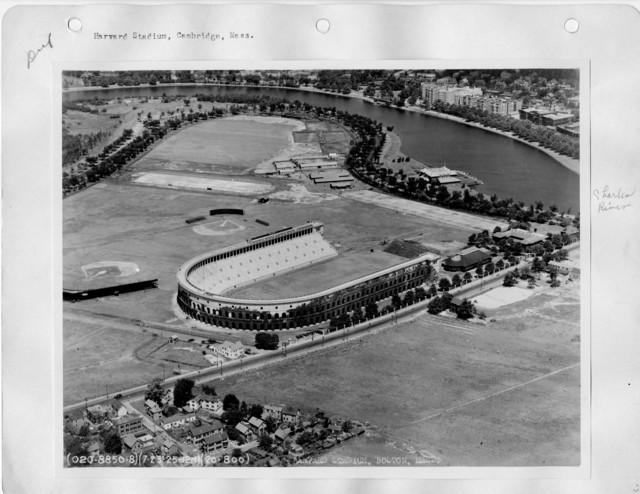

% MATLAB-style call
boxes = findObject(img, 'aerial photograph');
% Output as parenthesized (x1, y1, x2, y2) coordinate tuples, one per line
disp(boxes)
(61, 68, 581, 468)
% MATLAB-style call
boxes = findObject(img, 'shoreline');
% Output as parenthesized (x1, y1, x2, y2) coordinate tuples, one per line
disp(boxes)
(64, 82, 579, 175)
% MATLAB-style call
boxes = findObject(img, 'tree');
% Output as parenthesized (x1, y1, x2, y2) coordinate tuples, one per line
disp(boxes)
(456, 299, 475, 320)
(531, 257, 546, 273)
(173, 378, 195, 408)
(296, 431, 316, 446)
(201, 384, 216, 396)
(391, 293, 402, 309)
(222, 409, 244, 427)
(102, 430, 122, 454)
(528, 278, 536, 289)
(249, 404, 263, 418)
(223, 394, 240, 411)
(403, 289, 416, 306)
(144, 377, 165, 406)
(365, 300, 379, 319)
(438, 277, 451, 292)
(259, 433, 274, 450)
(255, 332, 279, 350)
(64, 435, 89, 459)
(463, 271, 473, 284)
(503, 272, 517, 287)
(475, 265, 484, 278)
(452, 274, 462, 287)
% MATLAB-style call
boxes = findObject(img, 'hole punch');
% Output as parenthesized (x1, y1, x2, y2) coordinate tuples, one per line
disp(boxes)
(564, 18, 579, 33)
(316, 18, 330, 34)
(67, 17, 82, 32)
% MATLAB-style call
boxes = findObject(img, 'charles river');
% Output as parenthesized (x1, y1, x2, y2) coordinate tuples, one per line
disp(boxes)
(64, 85, 580, 213)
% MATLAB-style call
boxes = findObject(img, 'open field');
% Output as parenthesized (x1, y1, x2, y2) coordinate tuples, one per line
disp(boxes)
(343, 189, 509, 232)
(215, 279, 580, 466)
(132, 172, 274, 195)
(133, 116, 302, 175)
(63, 178, 471, 324)
(228, 250, 403, 300)
(63, 316, 167, 405)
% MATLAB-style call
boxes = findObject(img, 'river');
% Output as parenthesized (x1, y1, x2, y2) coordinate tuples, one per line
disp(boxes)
(63, 85, 580, 213)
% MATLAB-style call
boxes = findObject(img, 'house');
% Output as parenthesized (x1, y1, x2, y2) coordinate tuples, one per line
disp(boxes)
(492, 228, 545, 249)
(263, 404, 283, 422)
(187, 393, 223, 413)
(442, 247, 492, 272)
(274, 427, 291, 443)
(144, 400, 162, 421)
(160, 413, 186, 430)
(288, 443, 305, 461)
(213, 341, 244, 359)
(161, 388, 174, 406)
(563, 225, 580, 242)
(122, 433, 155, 455)
(235, 421, 256, 443)
(281, 406, 300, 424)
(201, 431, 229, 453)
(248, 416, 267, 436)
(161, 439, 179, 457)
(104, 399, 128, 419)
(65, 409, 90, 433)
(86, 404, 109, 424)
(86, 441, 101, 459)
(113, 413, 144, 436)
(417, 166, 460, 185)
(188, 421, 223, 445)
(548, 260, 580, 279)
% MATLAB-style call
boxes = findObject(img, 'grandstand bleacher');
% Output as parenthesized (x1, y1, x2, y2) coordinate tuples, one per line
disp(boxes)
(189, 231, 338, 295)
(384, 239, 432, 259)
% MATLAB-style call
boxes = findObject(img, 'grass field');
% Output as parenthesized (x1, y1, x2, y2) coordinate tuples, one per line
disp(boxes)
(134, 117, 300, 175)
(214, 279, 580, 466)
(228, 250, 404, 299)
(63, 316, 167, 405)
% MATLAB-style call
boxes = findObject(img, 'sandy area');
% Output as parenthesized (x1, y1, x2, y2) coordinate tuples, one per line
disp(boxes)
(343, 189, 508, 232)
(192, 219, 246, 236)
(132, 172, 273, 195)
(472, 286, 536, 309)
(268, 183, 340, 204)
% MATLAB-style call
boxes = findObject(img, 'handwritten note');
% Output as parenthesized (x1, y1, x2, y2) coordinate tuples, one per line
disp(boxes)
(27, 33, 53, 69)
(593, 185, 635, 213)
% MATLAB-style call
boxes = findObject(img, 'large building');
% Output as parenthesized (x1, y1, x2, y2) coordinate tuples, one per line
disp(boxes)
(177, 222, 438, 331)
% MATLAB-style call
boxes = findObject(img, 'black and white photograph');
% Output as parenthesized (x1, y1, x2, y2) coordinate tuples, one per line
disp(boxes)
(3, 2, 640, 493)
(61, 68, 582, 469)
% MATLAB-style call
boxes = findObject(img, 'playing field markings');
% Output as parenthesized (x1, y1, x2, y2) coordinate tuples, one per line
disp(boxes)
(395, 362, 580, 429)
(415, 317, 476, 335)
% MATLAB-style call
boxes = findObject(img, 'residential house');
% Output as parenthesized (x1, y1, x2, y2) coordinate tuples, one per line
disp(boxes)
(281, 407, 300, 425)
(161, 439, 179, 457)
(248, 416, 267, 436)
(274, 427, 291, 443)
(213, 341, 244, 359)
(113, 413, 144, 436)
(144, 399, 162, 421)
(122, 433, 155, 455)
(288, 443, 305, 461)
(187, 393, 223, 414)
(161, 412, 197, 430)
(86, 404, 109, 424)
(86, 441, 101, 459)
(201, 431, 229, 453)
(188, 421, 223, 445)
(104, 399, 128, 419)
(235, 421, 256, 443)
(263, 404, 283, 422)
